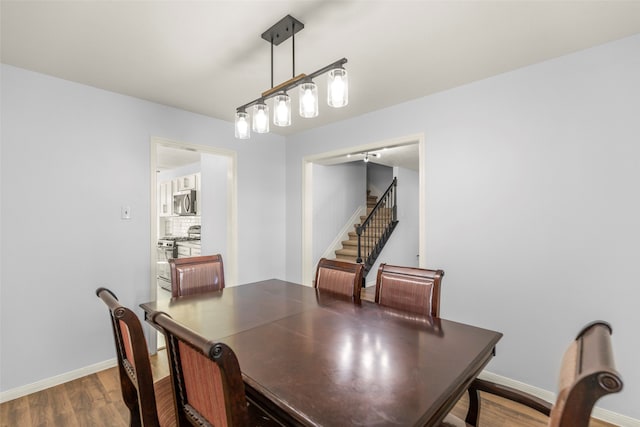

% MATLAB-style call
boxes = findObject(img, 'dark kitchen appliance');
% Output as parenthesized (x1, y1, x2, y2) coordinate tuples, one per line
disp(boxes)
(173, 190, 196, 216)
(156, 234, 200, 291)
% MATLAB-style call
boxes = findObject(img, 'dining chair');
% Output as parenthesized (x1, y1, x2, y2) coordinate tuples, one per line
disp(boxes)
(314, 257, 364, 301)
(443, 321, 623, 427)
(96, 288, 176, 427)
(374, 263, 445, 317)
(151, 311, 280, 427)
(169, 254, 225, 298)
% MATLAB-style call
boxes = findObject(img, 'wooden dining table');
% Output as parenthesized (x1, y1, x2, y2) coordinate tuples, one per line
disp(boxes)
(140, 279, 502, 426)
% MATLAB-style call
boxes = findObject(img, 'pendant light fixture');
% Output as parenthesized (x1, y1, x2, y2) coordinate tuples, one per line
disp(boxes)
(252, 102, 269, 133)
(235, 15, 349, 139)
(299, 82, 319, 118)
(328, 68, 349, 107)
(235, 110, 250, 139)
(273, 93, 292, 126)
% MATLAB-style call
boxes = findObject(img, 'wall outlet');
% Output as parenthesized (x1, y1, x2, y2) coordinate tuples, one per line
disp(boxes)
(121, 206, 131, 220)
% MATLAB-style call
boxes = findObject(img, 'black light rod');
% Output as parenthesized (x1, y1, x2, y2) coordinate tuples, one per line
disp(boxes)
(236, 58, 348, 112)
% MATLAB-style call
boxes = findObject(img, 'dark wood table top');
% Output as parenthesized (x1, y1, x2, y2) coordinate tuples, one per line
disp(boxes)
(141, 279, 502, 426)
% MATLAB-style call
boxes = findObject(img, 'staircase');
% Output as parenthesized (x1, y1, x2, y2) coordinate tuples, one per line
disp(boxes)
(334, 178, 398, 277)
(335, 194, 379, 263)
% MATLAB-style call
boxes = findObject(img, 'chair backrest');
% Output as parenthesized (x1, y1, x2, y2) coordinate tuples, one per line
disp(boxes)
(314, 258, 364, 301)
(464, 321, 623, 427)
(374, 264, 444, 317)
(151, 311, 249, 427)
(549, 321, 623, 427)
(169, 254, 225, 298)
(96, 287, 163, 427)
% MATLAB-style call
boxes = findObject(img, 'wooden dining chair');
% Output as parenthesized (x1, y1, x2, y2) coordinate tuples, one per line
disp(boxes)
(443, 321, 623, 427)
(314, 257, 364, 302)
(169, 254, 225, 298)
(151, 311, 280, 427)
(96, 288, 176, 427)
(374, 264, 445, 317)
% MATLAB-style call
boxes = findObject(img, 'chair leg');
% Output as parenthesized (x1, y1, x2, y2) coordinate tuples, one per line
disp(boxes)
(128, 407, 142, 427)
(119, 372, 142, 427)
(465, 384, 481, 426)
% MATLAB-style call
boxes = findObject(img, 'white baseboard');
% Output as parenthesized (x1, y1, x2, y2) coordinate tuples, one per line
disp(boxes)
(479, 370, 639, 427)
(0, 358, 117, 404)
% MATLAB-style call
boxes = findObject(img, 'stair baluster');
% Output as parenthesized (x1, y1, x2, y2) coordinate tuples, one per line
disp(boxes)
(355, 177, 398, 275)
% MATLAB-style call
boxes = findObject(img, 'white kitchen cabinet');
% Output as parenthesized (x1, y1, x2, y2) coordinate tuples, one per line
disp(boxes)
(177, 246, 191, 258)
(177, 174, 197, 191)
(158, 181, 173, 217)
(177, 242, 202, 258)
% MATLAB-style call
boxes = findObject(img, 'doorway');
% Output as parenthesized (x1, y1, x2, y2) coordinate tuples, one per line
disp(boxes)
(301, 133, 425, 285)
(149, 137, 238, 350)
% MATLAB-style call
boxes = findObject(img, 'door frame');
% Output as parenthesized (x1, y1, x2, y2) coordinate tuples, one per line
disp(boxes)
(149, 137, 238, 348)
(301, 133, 426, 285)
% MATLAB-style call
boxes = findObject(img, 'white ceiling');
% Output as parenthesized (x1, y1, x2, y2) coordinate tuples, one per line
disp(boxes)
(2, 1, 640, 140)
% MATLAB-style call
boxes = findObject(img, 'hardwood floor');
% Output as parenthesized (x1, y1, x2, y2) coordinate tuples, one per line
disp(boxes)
(1, 347, 617, 427)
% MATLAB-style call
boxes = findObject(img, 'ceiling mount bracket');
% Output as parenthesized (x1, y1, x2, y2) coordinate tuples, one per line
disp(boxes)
(261, 15, 304, 46)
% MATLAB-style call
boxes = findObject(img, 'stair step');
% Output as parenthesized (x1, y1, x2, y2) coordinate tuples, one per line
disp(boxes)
(349, 231, 384, 239)
(342, 240, 358, 247)
(351, 228, 387, 236)
(360, 214, 392, 222)
(335, 255, 358, 263)
(335, 248, 358, 257)
(367, 206, 391, 212)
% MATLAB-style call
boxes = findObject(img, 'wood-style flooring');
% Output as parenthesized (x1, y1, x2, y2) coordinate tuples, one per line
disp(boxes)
(0, 348, 617, 427)
(1, 289, 617, 427)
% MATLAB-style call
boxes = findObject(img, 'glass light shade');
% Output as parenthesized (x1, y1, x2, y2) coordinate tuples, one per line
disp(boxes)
(252, 103, 269, 133)
(235, 111, 250, 139)
(328, 68, 348, 108)
(273, 94, 291, 127)
(299, 82, 319, 118)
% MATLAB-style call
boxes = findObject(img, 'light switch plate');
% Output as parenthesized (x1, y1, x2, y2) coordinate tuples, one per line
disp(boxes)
(121, 206, 131, 220)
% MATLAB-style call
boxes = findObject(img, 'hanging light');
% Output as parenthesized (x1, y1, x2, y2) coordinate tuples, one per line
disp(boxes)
(252, 102, 269, 133)
(235, 111, 250, 139)
(328, 67, 348, 108)
(234, 15, 348, 139)
(346, 151, 380, 163)
(273, 93, 291, 127)
(299, 81, 318, 118)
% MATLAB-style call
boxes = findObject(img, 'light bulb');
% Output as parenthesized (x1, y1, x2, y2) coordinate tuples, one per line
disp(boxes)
(331, 77, 343, 101)
(277, 100, 288, 121)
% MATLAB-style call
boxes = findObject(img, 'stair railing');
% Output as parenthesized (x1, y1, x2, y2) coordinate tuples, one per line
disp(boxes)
(356, 177, 398, 268)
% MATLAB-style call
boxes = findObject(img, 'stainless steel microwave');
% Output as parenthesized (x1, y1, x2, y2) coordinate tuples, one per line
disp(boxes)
(173, 190, 197, 216)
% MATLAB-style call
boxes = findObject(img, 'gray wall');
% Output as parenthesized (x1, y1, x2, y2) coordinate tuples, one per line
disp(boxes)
(285, 35, 640, 418)
(311, 162, 365, 264)
(366, 162, 393, 198)
(0, 64, 287, 392)
(200, 153, 229, 257)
